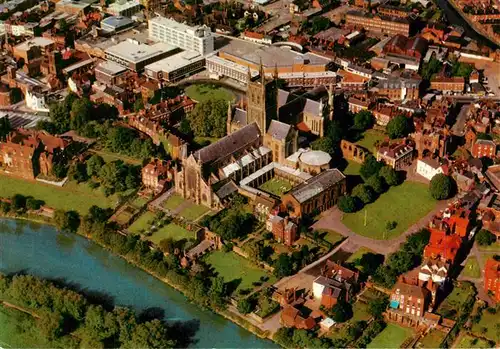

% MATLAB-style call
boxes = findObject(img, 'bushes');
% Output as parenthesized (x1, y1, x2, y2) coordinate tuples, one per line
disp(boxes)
(352, 184, 375, 204)
(338, 195, 357, 213)
(355, 319, 386, 347)
(429, 174, 455, 200)
(476, 229, 496, 246)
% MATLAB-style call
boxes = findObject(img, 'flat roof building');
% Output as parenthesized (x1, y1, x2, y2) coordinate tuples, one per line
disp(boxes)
(104, 39, 179, 72)
(145, 50, 205, 82)
(346, 10, 410, 36)
(148, 16, 214, 56)
(101, 16, 135, 33)
(106, 0, 141, 17)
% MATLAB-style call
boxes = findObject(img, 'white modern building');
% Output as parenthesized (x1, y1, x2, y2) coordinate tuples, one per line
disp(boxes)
(106, 0, 141, 17)
(148, 16, 214, 56)
(416, 158, 445, 181)
(25, 89, 49, 112)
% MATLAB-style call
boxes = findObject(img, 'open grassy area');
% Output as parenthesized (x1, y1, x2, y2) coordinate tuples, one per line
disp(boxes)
(437, 282, 475, 320)
(179, 204, 210, 221)
(343, 182, 436, 239)
(0, 175, 119, 214)
(418, 329, 447, 348)
(355, 129, 386, 153)
(471, 307, 500, 343)
(456, 334, 493, 348)
(477, 242, 500, 252)
(89, 149, 142, 165)
(204, 250, 275, 292)
(259, 178, 293, 196)
(347, 247, 375, 264)
(342, 160, 362, 176)
(321, 230, 344, 245)
(185, 84, 235, 103)
(162, 194, 186, 211)
(129, 196, 148, 209)
(351, 301, 371, 322)
(147, 224, 194, 245)
(114, 209, 134, 226)
(462, 257, 481, 278)
(128, 211, 156, 233)
(367, 323, 414, 348)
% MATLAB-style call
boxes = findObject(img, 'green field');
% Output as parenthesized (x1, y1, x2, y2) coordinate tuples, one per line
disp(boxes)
(185, 84, 235, 103)
(456, 334, 493, 348)
(147, 224, 194, 245)
(343, 182, 436, 239)
(471, 307, 500, 343)
(462, 257, 481, 278)
(162, 194, 185, 210)
(437, 282, 475, 320)
(356, 130, 386, 153)
(0, 175, 119, 214)
(351, 301, 371, 322)
(314, 229, 344, 246)
(204, 250, 275, 292)
(259, 178, 293, 196)
(343, 160, 362, 176)
(367, 323, 414, 348)
(89, 149, 142, 165)
(128, 211, 156, 233)
(418, 329, 447, 348)
(0, 306, 51, 348)
(179, 204, 210, 221)
(347, 247, 375, 264)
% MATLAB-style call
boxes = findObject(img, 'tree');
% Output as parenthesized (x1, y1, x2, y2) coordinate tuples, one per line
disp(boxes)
(476, 132, 492, 140)
(0, 116, 11, 141)
(70, 98, 93, 131)
(379, 166, 399, 186)
(187, 99, 227, 138)
(386, 115, 413, 139)
(11, 194, 26, 210)
(476, 229, 496, 246)
(358, 252, 384, 276)
(208, 276, 227, 309)
(68, 162, 88, 183)
(87, 155, 105, 177)
(352, 184, 375, 204)
(353, 110, 374, 131)
(338, 195, 357, 213)
(309, 16, 330, 34)
(159, 238, 176, 254)
(26, 197, 43, 210)
(360, 155, 383, 181)
(237, 298, 254, 314)
(311, 137, 334, 154)
(366, 175, 385, 194)
(274, 253, 294, 278)
(330, 300, 353, 323)
(134, 98, 144, 112)
(368, 296, 389, 318)
(179, 118, 192, 136)
(54, 210, 80, 233)
(38, 310, 65, 340)
(429, 174, 454, 200)
(52, 162, 68, 179)
(127, 320, 176, 349)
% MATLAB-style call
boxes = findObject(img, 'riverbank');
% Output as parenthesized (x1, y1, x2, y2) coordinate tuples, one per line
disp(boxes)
(446, 0, 499, 48)
(0, 213, 276, 346)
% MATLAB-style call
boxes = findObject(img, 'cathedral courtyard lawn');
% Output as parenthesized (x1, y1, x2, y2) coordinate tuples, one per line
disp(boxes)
(367, 323, 414, 348)
(204, 250, 276, 292)
(185, 84, 235, 103)
(128, 211, 156, 233)
(0, 175, 118, 214)
(471, 306, 500, 343)
(178, 204, 210, 221)
(355, 129, 386, 153)
(342, 182, 436, 240)
(462, 256, 481, 278)
(259, 178, 293, 196)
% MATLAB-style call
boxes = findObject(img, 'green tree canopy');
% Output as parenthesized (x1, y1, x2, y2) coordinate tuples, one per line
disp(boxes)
(476, 229, 496, 246)
(311, 137, 334, 154)
(353, 110, 374, 131)
(274, 253, 294, 278)
(338, 195, 357, 213)
(429, 174, 454, 200)
(379, 166, 399, 186)
(360, 155, 383, 181)
(188, 99, 227, 138)
(352, 184, 375, 204)
(366, 175, 385, 194)
(386, 115, 413, 139)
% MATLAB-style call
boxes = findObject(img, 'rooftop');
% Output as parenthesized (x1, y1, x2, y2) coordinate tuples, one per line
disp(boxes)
(105, 40, 177, 63)
(14, 37, 54, 51)
(107, 0, 140, 13)
(149, 16, 211, 37)
(291, 169, 345, 203)
(101, 15, 135, 30)
(299, 150, 331, 167)
(95, 60, 128, 76)
(144, 50, 202, 73)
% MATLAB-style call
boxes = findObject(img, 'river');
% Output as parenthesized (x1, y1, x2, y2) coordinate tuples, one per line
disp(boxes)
(436, 0, 499, 49)
(0, 219, 277, 348)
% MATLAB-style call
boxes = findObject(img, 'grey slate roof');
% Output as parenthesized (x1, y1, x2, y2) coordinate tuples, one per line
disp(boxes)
(267, 120, 291, 141)
(215, 180, 238, 200)
(291, 169, 345, 203)
(194, 122, 261, 164)
(277, 89, 291, 108)
(232, 108, 247, 126)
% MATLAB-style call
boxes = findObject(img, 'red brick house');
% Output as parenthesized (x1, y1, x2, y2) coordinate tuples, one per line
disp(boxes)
(423, 223, 463, 264)
(268, 215, 298, 246)
(141, 159, 171, 193)
(484, 257, 500, 302)
(386, 280, 430, 326)
(472, 139, 496, 159)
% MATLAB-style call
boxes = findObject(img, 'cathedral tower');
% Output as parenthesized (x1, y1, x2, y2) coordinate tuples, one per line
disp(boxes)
(246, 63, 277, 133)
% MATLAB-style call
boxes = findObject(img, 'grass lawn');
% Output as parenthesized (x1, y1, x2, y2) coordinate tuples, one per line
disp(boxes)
(204, 250, 275, 292)
(347, 246, 375, 264)
(456, 334, 493, 348)
(259, 178, 293, 196)
(179, 204, 210, 221)
(185, 84, 235, 103)
(477, 242, 500, 252)
(130, 196, 148, 209)
(147, 223, 194, 245)
(462, 257, 481, 278)
(114, 210, 134, 226)
(128, 211, 156, 233)
(162, 194, 186, 211)
(314, 229, 344, 245)
(0, 175, 118, 214)
(437, 282, 475, 320)
(342, 160, 362, 176)
(367, 323, 414, 348)
(351, 301, 372, 322)
(89, 149, 142, 165)
(418, 329, 447, 348)
(355, 129, 386, 153)
(343, 182, 436, 239)
(471, 308, 500, 343)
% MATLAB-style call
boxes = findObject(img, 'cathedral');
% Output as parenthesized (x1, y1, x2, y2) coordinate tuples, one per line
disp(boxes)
(174, 67, 343, 211)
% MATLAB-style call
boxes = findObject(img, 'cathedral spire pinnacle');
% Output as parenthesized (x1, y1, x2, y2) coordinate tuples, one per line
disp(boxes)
(259, 58, 265, 83)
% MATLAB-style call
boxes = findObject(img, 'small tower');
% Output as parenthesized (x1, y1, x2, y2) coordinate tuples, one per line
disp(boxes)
(226, 100, 232, 135)
(327, 83, 334, 121)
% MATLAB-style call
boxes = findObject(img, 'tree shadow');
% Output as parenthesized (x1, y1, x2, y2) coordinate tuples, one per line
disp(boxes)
(138, 307, 166, 322)
(225, 278, 242, 296)
(169, 319, 200, 347)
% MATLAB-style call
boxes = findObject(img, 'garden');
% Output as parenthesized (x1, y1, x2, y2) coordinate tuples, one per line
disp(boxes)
(455, 334, 494, 348)
(185, 84, 235, 103)
(204, 250, 275, 293)
(342, 181, 436, 239)
(436, 281, 476, 320)
(366, 323, 414, 348)
(417, 329, 447, 348)
(471, 305, 500, 343)
(259, 178, 293, 196)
